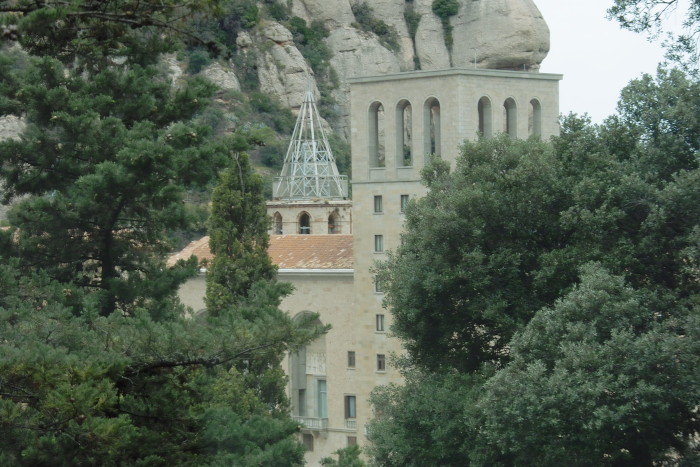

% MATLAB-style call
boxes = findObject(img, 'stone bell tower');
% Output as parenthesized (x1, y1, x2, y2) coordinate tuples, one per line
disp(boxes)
(267, 88, 352, 236)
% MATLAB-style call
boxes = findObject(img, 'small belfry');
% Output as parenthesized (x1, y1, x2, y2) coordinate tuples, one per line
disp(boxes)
(272, 88, 348, 200)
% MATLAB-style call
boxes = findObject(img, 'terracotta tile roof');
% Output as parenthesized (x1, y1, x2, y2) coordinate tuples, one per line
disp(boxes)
(268, 235, 353, 269)
(168, 235, 354, 270)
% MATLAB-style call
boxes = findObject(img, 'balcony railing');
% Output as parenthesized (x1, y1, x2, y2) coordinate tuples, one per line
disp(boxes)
(345, 419, 357, 430)
(293, 416, 328, 430)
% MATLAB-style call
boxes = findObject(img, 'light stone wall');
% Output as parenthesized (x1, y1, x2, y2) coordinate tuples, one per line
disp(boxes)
(266, 200, 352, 235)
(277, 270, 359, 467)
(350, 68, 562, 180)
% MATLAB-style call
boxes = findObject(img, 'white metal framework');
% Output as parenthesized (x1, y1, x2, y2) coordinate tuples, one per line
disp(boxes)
(273, 90, 348, 200)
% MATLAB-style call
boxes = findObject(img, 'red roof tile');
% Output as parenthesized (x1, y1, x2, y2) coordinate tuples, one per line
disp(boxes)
(168, 235, 353, 270)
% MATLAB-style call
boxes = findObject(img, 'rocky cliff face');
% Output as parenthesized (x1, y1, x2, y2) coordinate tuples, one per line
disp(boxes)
(0, 0, 551, 157)
(251, 0, 550, 137)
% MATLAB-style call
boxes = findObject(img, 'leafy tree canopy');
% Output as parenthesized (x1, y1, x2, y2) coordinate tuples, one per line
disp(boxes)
(371, 66, 700, 465)
(0, 0, 224, 67)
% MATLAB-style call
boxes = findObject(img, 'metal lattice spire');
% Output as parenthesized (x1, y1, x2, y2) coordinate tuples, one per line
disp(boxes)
(272, 88, 348, 200)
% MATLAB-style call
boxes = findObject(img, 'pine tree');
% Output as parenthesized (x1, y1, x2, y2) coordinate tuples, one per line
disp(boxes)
(206, 133, 277, 314)
(0, 2, 317, 464)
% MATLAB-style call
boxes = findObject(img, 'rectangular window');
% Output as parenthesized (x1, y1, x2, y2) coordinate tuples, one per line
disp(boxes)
(347, 436, 357, 446)
(374, 275, 384, 293)
(373, 195, 383, 213)
(377, 354, 386, 372)
(376, 314, 385, 332)
(400, 194, 409, 212)
(298, 389, 306, 417)
(345, 395, 356, 419)
(347, 351, 356, 368)
(317, 380, 327, 418)
(374, 234, 384, 253)
(303, 433, 314, 451)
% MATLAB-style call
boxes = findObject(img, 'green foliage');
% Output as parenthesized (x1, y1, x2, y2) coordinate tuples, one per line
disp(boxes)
(431, 0, 460, 21)
(328, 132, 352, 176)
(0, 56, 221, 318)
(378, 136, 569, 372)
(351, 2, 401, 52)
(0, 260, 309, 465)
(223, 0, 260, 31)
(404, 2, 421, 69)
(372, 67, 700, 465)
(231, 49, 260, 91)
(187, 48, 212, 74)
(259, 138, 289, 170)
(0, 3, 315, 463)
(368, 367, 483, 466)
(474, 265, 700, 465)
(205, 137, 277, 313)
(404, 5, 421, 40)
(250, 92, 296, 133)
(320, 445, 366, 466)
(267, 2, 290, 21)
(1, 0, 222, 68)
(287, 17, 333, 73)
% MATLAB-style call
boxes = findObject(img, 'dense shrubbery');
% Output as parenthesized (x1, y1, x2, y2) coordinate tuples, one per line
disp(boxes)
(370, 68, 700, 465)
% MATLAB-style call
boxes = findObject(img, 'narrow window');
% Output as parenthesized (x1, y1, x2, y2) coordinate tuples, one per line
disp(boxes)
(376, 314, 385, 332)
(529, 98, 542, 137)
(303, 433, 314, 451)
(317, 380, 327, 418)
(478, 96, 493, 138)
(373, 195, 383, 213)
(345, 395, 356, 419)
(328, 211, 340, 234)
(369, 102, 386, 168)
(377, 354, 386, 372)
(503, 98, 517, 138)
(347, 436, 357, 446)
(273, 212, 283, 234)
(400, 194, 409, 213)
(396, 99, 413, 167)
(299, 212, 311, 234)
(423, 98, 441, 156)
(374, 235, 384, 253)
(347, 351, 356, 368)
(374, 275, 384, 293)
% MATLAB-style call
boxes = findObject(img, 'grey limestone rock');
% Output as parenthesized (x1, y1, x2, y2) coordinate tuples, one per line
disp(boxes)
(201, 62, 241, 91)
(451, 0, 549, 70)
(327, 25, 403, 137)
(256, 21, 319, 111)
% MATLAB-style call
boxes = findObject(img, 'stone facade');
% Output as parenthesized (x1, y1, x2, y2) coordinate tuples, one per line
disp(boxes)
(266, 200, 352, 235)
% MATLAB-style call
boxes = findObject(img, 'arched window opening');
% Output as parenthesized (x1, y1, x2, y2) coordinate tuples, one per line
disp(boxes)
(478, 96, 492, 138)
(299, 212, 311, 234)
(273, 212, 283, 235)
(423, 98, 441, 155)
(503, 98, 517, 138)
(369, 102, 386, 168)
(290, 313, 327, 421)
(396, 100, 413, 166)
(328, 211, 340, 234)
(529, 98, 542, 137)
